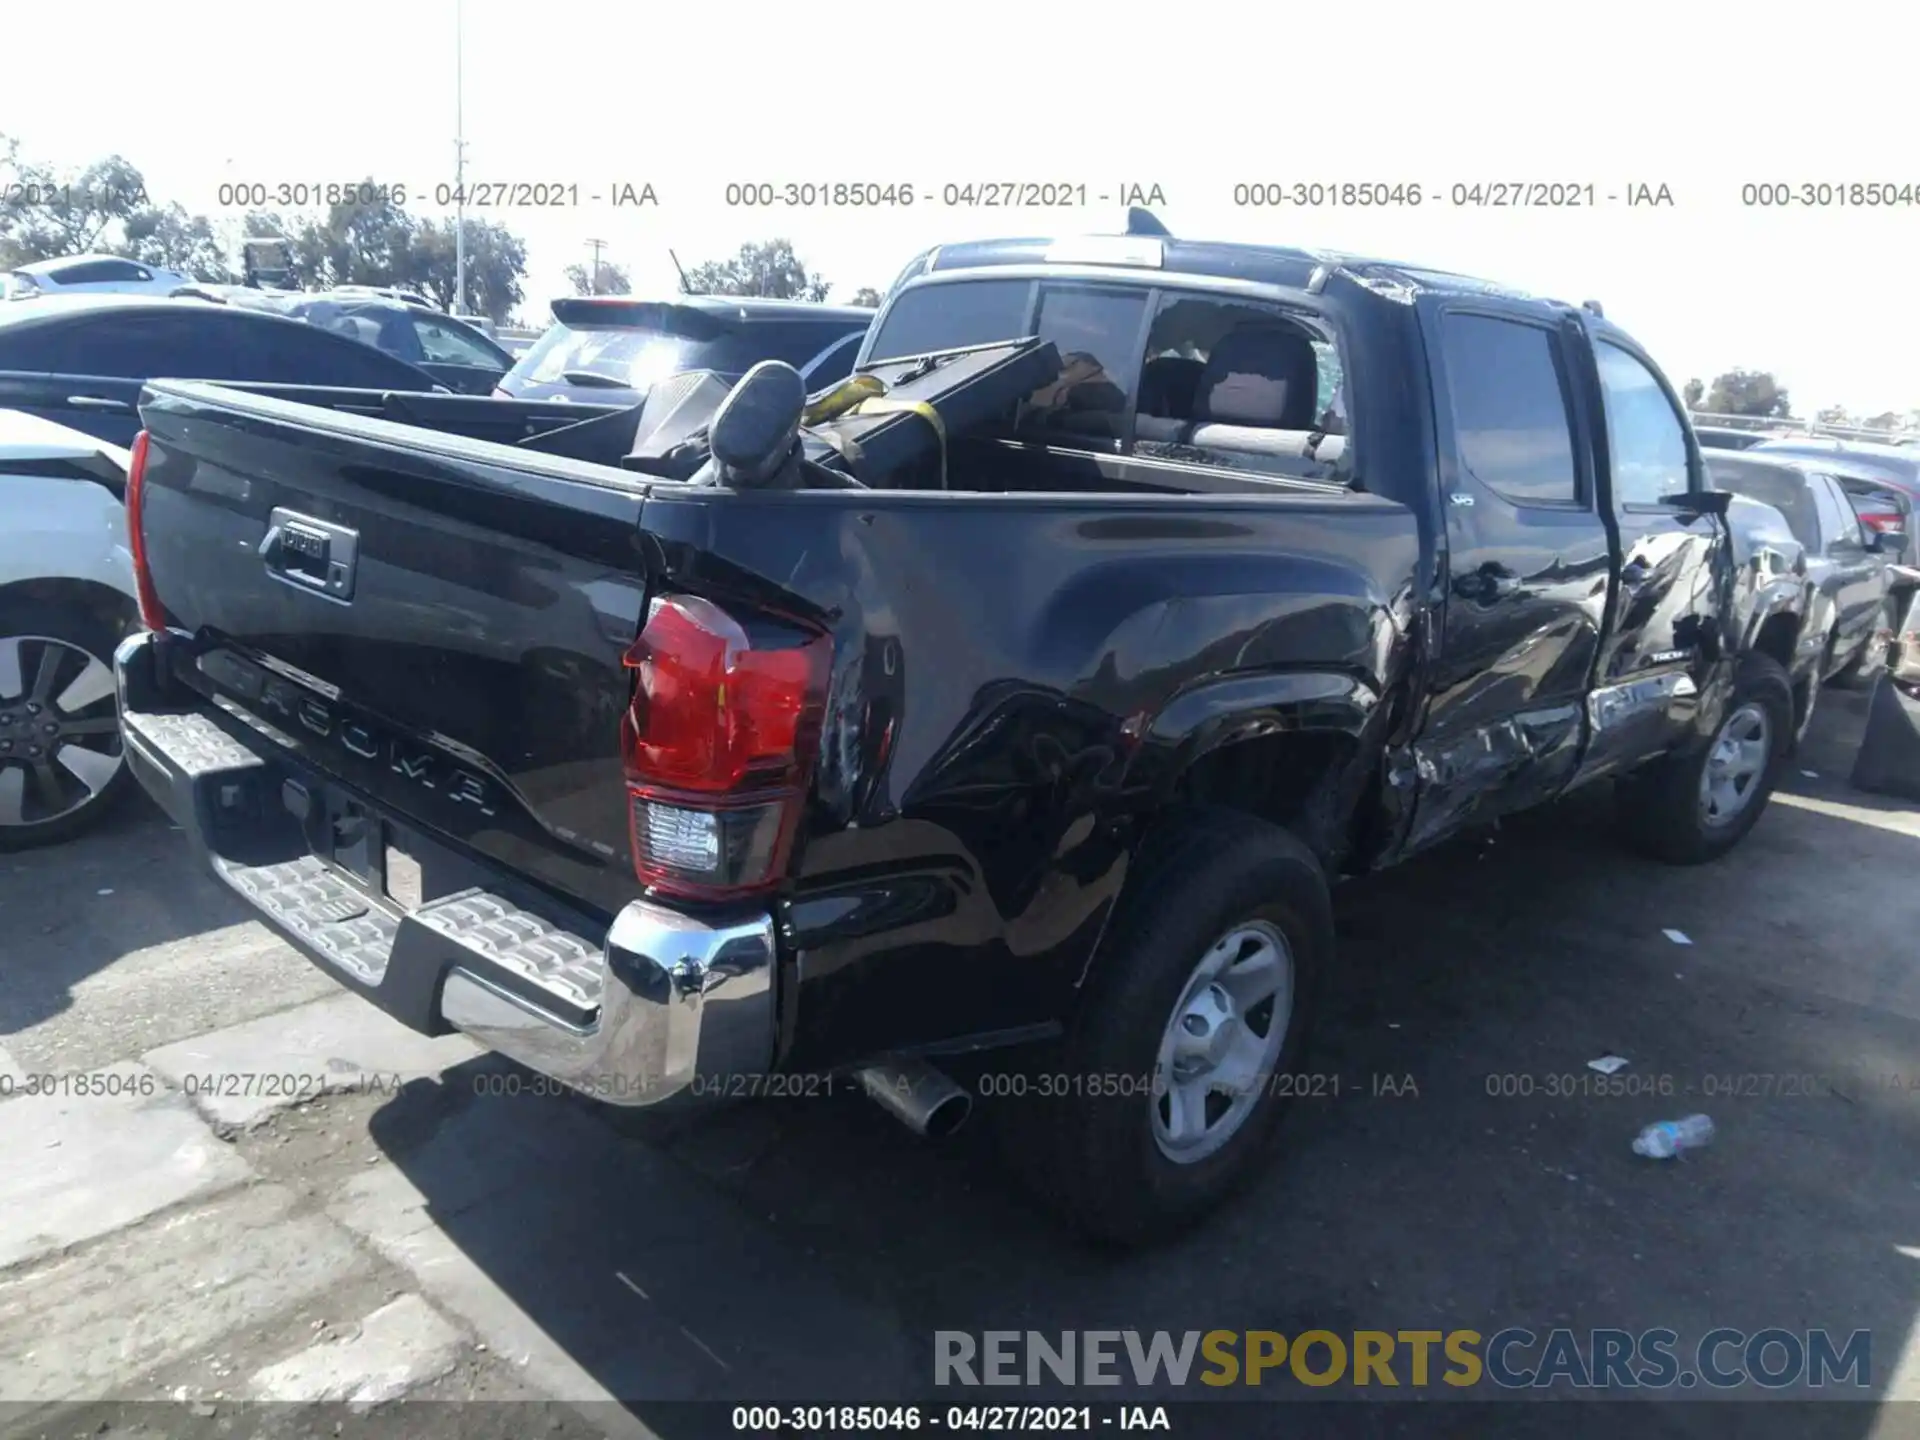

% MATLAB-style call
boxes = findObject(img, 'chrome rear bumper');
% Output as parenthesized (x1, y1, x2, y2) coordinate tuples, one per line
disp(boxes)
(439, 902, 775, 1106)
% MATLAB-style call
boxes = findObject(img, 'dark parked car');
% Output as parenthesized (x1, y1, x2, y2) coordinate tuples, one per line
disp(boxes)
(275, 296, 515, 396)
(0, 295, 441, 446)
(1706, 451, 1897, 689)
(496, 295, 872, 406)
(1752, 436, 1920, 566)
(1693, 424, 1772, 451)
(121, 225, 1811, 1245)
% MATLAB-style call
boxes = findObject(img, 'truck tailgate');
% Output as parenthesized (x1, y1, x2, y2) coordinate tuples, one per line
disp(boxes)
(131, 379, 655, 921)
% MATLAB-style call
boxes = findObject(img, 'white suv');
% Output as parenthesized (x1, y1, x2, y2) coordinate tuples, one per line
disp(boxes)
(0, 410, 139, 848)
(5, 254, 190, 300)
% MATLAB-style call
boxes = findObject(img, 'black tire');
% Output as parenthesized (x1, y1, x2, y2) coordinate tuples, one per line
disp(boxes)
(994, 807, 1334, 1246)
(0, 597, 137, 852)
(1615, 653, 1794, 865)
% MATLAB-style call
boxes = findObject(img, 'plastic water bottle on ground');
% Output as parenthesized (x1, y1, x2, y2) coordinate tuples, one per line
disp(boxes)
(1632, 1115, 1715, 1159)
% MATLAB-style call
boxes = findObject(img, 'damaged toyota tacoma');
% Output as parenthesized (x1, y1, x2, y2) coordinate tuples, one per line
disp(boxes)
(115, 223, 1810, 1243)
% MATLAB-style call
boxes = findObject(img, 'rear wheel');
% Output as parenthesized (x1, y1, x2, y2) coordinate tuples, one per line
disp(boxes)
(0, 599, 136, 851)
(1615, 653, 1793, 865)
(994, 808, 1333, 1246)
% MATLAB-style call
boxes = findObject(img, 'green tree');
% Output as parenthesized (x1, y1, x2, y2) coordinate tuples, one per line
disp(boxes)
(1865, 410, 1903, 431)
(850, 286, 882, 307)
(122, 202, 227, 278)
(404, 217, 527, 320)
(0, 140, 155, 266)
(683, 239, 829, 300)
(1704, 369, 1790, 418)
(1681, 377, 1705, 410)
(564, 259, 631, 296)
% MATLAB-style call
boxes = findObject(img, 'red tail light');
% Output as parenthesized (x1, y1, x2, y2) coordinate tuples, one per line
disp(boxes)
(124, 429, 167, 631)
(619, 594, 830, 900)
(1860, 511, 1902, 533)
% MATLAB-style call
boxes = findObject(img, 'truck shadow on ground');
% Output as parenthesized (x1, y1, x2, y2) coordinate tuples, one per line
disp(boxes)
(367, 693, 1919, 1440)
(0, 799, 260, 1038)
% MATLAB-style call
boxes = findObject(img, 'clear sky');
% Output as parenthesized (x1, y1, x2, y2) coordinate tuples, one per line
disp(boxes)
(5, 0, 1916, 416)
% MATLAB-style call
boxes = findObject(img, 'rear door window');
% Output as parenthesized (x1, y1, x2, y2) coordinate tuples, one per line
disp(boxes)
(22, 313, 252, 379)
(49, 259, 153, 286)
(1439, 313, 1582, 506)
(411, 315, 501, 367)
(239, 319, 432, 387)
(866, 279, 1035, 361)
(1012, 286, 1147, 447)
(1131, 293, 1345, 480)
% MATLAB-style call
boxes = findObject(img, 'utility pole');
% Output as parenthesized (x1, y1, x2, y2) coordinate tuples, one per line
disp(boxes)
(585, 238, 607, 295)
(452, 0, 467, 315)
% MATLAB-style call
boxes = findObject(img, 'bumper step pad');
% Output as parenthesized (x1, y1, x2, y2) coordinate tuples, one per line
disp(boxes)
(413, 891, 605, 1014)
(124, 702, 603, 1021)
(216, 854, 400, 987)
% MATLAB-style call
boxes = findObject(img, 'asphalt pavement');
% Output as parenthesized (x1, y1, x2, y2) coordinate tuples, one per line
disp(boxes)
(1, 688, 1917, 1440)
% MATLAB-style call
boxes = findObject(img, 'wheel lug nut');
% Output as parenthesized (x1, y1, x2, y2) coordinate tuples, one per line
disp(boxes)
(25, 703, 41, 716)
(42, 723, 58, 736)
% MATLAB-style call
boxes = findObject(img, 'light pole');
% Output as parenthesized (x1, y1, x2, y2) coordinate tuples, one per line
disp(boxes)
(585, 238, 607, 295)
(453, 0, 467, 315)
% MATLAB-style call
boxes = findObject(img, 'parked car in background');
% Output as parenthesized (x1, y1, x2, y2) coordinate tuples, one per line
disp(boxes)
(169, 283, 300, 313)
(0, 295, 441, 446)
(0, 411, 137, 849)
(274, 295, 514, 395)
(496, 296, 873, 406)
(4, 254, 191, 301)
(1693, 425, 1770, 451)
(1706, 451, 1897, 689)
(326, 284, 441, 311)
(122, 224, 1814, 1242)
(1751, 436, 1920, 566)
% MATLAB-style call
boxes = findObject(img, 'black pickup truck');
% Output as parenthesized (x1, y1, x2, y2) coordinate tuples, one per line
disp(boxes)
(115, 226, 1811, 1243)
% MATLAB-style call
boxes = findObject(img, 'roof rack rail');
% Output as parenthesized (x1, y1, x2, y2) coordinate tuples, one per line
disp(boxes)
(1582, 299, 1605, 317)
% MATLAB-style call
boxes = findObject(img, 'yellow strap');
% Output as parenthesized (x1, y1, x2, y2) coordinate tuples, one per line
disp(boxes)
(802, 373, 887, 427)
(849, 397, 947, 489)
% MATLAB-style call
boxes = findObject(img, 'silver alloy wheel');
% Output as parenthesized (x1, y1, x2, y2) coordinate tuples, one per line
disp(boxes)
(1151, 919, 1294, 1165)
(0, 634, 125, 831)
(1698, 701, 1771, 828)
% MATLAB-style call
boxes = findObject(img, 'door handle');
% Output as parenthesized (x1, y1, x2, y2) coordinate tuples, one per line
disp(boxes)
(1456, 569, 1521, 602)
(66, 395, 132, 412)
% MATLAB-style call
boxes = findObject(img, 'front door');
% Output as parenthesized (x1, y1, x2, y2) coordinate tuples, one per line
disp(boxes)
(1576, 326, 1728, 779)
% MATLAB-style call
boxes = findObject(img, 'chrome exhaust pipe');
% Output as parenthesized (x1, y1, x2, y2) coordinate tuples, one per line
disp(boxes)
(858, 1057, 972, 1138)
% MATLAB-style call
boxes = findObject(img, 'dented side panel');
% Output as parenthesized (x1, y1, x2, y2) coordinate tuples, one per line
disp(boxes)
(636, 487, 1421, 1069)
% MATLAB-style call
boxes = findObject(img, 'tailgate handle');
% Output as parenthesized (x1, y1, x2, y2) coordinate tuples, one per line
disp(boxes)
(260, 508, 359, 602)
(66, 394, 132, 412)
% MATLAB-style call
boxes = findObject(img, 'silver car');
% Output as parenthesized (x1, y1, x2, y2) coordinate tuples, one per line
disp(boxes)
(1708, 451, 1899, 686)
(4, 253, 190, 300)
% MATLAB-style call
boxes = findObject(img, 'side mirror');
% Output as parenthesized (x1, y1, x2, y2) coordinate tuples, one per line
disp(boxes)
(709, 361, 807, 488)
(1661, 488, 1733, 518)
(1868, 528, 1905, 554)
